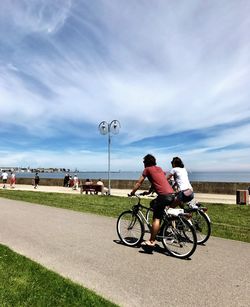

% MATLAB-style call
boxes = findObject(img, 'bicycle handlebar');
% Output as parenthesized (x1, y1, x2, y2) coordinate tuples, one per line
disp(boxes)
(128, 192, 147, 198)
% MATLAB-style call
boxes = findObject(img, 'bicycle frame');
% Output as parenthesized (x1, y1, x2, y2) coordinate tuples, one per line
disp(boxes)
(131, 195, 191, 240)
(131, 201, 152, 233)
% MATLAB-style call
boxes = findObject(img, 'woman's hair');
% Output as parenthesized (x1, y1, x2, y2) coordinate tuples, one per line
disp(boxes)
(143, 154, 156, 167)
(171, 157, 184, 168)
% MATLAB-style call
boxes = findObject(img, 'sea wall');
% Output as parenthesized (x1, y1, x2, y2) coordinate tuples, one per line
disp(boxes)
(15, 178, 250, 195)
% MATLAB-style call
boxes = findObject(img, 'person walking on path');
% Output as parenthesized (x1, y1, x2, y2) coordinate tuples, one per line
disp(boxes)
(129, 154, 175, 247)
(63, 174, 70, 187)
(34, 172, 40, 189)
(1, 170, 8, 188)
(72, 174, 79, 190)
(9, 172, 16, 188)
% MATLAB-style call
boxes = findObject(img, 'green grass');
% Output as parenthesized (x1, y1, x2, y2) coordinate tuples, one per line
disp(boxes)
(0, 244, 117, 307)
(0, 189, 132, 218)
(0, 189, 249, 305)
(0, 189, 249, 243)
(205, 203, 250, 242)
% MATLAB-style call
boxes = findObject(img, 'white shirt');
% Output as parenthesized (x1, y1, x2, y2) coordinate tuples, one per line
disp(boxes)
(170, 167, 192, 191)
(2, 172, 8, 180)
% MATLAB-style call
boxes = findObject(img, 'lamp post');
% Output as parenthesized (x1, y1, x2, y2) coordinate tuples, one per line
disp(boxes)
(98, 120, 121, 195)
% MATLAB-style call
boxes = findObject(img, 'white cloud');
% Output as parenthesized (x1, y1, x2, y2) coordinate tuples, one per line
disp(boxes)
(0, 0, 72, 37)
(0, 0, 250, 171)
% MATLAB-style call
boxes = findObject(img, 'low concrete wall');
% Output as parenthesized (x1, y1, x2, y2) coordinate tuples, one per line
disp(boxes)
(15, 178, 250, 195)
(110, 180, 250, 195)
(191, 182, 250, 195)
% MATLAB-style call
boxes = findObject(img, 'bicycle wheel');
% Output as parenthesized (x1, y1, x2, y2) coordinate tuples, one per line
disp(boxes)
(162, 217, 197, 259)
(192, 210, 211, 244)
(116, 211, 144, 246)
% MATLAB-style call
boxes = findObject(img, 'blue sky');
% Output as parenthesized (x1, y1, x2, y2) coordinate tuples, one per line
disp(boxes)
(0, 0, 250, 172)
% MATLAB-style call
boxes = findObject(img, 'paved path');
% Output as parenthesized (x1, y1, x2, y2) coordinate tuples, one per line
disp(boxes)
(0, 197, 249, 306)
(3, 184, 237, 204)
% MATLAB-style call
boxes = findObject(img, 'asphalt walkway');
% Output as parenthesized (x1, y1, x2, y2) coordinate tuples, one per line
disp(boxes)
(0, 197, 249, 306)
(3, 184, 237, 204)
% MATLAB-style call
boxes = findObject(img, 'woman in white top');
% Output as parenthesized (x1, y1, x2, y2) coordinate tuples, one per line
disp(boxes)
(73, 174, 79, 190)
(167, 157, 194, 204)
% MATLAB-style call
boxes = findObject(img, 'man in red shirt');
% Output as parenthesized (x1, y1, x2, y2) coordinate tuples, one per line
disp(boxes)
(130, 154, 174, 247)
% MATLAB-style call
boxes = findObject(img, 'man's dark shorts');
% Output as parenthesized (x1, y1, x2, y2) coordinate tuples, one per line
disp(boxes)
(150, 194, 175, 219)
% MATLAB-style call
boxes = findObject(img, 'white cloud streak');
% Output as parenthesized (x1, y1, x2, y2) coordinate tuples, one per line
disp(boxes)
(0, 0, 250, 171)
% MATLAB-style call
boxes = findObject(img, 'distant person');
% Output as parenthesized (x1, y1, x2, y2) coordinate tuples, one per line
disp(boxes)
(34, 172, 40, 189)
(167, 157, 194, 206)
(1, 170, 8, 188)
(84, 178, 93, 194)
(10, 172, 16, 188)
(63, 174, 70, 187)
(69, 176, 74, 187)
(85, 178, 93, 185)
(96, 179, 108, 195)
(73, 174, 79, 190)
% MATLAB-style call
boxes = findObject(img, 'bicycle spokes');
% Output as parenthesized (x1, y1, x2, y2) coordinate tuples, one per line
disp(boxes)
(162, 218, 197, 259)
(116, 211, 144, 246)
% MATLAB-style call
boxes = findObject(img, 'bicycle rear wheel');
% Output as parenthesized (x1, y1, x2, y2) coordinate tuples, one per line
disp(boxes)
(192, 210, 211, 244)
(162, 218, 197, 259)
(116, 211, 144, 246)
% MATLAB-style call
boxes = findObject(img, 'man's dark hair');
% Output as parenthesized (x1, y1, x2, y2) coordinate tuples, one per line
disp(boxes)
(143, 154, 156, 167)
(171, 157, 184, 168)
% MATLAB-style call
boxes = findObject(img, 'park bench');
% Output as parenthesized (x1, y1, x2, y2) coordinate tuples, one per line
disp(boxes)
(80, 184, 103, 195)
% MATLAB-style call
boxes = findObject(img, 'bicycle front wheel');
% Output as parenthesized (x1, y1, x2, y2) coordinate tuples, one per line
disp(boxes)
(116, 211, 144, 246)
(162, 218, 197, 259)
(192, 210, 211, 244)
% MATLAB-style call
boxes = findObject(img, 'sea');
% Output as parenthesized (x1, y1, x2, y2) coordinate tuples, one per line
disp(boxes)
(15, 171, 250, 183)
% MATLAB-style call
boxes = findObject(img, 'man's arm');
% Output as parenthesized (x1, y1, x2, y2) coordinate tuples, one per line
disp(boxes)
(140, 185, 155, 195)
(130, 175, 145, 195)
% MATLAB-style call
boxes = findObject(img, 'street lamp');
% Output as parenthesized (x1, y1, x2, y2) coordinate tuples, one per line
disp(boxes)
(98, 120, 121, 195)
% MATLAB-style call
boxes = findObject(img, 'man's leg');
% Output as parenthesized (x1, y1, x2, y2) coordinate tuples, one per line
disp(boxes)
(149, 218, 161, 243)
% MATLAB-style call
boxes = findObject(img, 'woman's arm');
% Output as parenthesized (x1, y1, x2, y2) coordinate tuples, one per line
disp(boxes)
(166, 173, 173, 180)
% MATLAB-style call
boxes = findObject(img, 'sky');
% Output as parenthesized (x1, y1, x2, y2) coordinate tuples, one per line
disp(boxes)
(0, 0, 250, 172)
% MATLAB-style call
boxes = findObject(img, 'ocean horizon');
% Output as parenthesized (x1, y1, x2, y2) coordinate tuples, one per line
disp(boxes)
(15, 171, 250, 183)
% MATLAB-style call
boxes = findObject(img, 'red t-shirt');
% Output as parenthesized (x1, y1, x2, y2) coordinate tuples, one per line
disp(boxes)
(142, 166, 174, 195)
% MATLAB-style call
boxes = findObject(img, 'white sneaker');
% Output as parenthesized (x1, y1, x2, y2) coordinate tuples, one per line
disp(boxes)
(189, 202, 198, 209)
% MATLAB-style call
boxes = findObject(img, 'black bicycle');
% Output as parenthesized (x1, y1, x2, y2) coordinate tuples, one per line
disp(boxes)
(116, 194, 197, 259)
(183, 201, 211, 244)
(146, 199, 211, 245)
